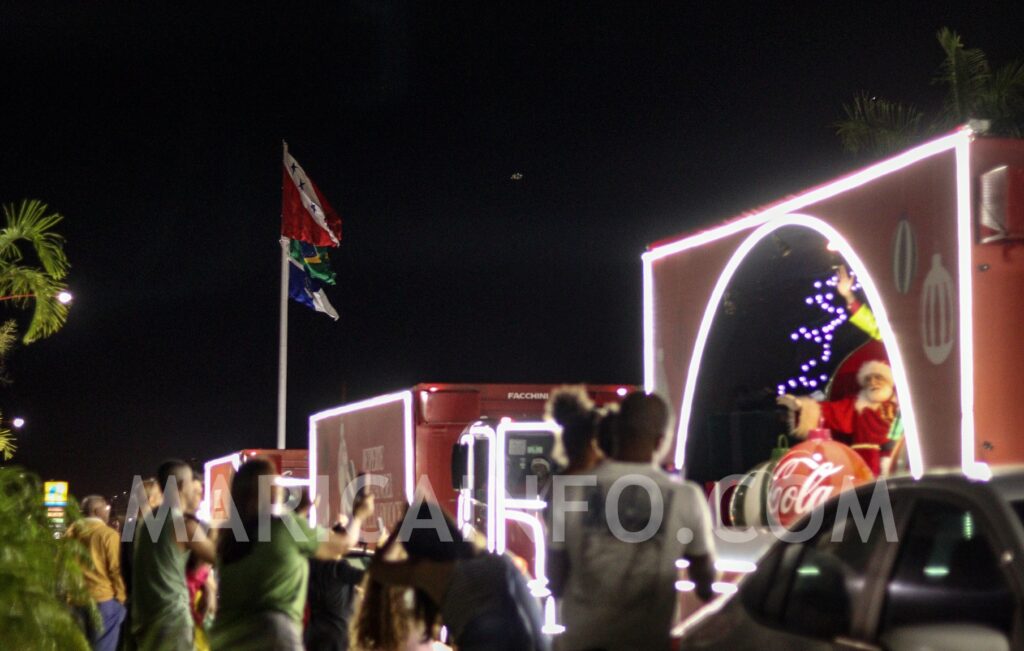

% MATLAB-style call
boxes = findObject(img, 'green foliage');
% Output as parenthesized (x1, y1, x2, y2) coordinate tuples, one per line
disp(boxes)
(0, 467, 93, 650)
(836, 28, 1024, 157)
(0, 199, 71, 344)
(837, 92, 927, 155)
(0, 319, 18, 459)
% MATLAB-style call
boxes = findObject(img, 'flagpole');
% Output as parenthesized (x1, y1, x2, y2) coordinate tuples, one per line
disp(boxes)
(277, 237, 290, 449)
(277, 141, 290, 450)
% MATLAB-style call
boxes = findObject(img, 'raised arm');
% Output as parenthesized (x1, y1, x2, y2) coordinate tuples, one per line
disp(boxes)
(315, 493, 374, 559)
(183, 517, 217, 564)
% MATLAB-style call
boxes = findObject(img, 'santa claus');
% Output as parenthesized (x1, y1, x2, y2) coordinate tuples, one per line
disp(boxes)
(777, 360, 898, 476)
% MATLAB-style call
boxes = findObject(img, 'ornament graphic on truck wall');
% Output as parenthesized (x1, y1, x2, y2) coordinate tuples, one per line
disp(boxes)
(337, 422, 356, 518)
(921, 253, 956, 365)
(891, 218, 917, 294)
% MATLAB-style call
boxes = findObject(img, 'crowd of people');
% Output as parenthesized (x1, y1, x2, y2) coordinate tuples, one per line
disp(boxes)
(66, 389, 717, 651)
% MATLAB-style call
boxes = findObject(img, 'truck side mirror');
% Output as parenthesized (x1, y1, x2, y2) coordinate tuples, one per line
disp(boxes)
(451, 444, 469, 490)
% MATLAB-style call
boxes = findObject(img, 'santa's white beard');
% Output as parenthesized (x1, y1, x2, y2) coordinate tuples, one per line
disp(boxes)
(856, 384, 894, 411)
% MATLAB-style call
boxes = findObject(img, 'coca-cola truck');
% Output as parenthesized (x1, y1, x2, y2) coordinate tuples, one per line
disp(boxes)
(203, 449, 309, 523)
(642, 127, 1024, 580)
(308, 383, 631, 631)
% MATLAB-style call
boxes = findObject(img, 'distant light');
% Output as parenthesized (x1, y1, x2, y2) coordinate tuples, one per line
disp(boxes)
(616, 387, 628, 397)
(510, 172, 524, 181)
(715, 559, 757, 573)
(11, 417, 24, 429)
(57, 291, 73, 305)
(500, 416, 512, 424)
(428, 386, 439, 393)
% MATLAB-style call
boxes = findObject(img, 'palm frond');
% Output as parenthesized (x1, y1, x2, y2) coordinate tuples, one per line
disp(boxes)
(0, 266, 69, 343)
(934, 27, 991, 123)
(0, 426, 15, 460)
(974, 60, 1024, 137)
(0, 200, 69, 280)
(835, 92, 926, 156)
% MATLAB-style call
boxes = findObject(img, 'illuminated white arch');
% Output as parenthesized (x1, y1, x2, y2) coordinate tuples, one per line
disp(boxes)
(668, 214, 924, 479)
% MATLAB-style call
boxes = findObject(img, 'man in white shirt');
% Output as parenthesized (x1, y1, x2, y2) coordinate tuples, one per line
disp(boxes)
(549, 392, 716, 651)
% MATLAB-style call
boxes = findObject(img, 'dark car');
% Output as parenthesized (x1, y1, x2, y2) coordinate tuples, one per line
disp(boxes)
(676, 468, 1024, 650)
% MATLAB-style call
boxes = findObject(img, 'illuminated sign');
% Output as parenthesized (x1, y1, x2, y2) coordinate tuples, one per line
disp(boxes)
(43, 481, 69, 506)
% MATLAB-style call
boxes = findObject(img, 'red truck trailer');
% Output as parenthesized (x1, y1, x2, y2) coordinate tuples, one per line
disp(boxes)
(308, 383, 630, 530)
(308, 383, 632, 632)
(642, 127, 1024, 587)
(203, 448, 309, 523)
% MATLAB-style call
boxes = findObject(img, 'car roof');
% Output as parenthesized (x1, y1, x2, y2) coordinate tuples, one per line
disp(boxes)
(881, 465, 1024, 502)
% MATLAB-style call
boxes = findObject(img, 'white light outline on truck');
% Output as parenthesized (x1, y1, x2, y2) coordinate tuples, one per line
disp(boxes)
(642, 127, 982, 478)
(505, 509, 551, 596)
(664, 214, 924, 478)
(308, 390, 416, 527)
(496, 421, 561, 555)
(202, 452, 242, 522)
(459, 423, 499, 550)
(954, 137, 988, 480)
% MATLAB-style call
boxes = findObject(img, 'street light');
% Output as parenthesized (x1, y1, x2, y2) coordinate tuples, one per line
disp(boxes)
(11, 417, 25, 429)
(0, 290, 73, 304)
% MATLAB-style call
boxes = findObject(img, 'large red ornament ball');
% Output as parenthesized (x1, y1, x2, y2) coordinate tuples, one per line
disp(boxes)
(767, 438, 874, 529)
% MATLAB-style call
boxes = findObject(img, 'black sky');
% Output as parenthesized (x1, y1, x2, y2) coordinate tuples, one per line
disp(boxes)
(2, 2, 1021, 498)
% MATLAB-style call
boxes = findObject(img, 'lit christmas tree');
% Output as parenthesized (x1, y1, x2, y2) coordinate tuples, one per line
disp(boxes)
(776, 272, 861, 395)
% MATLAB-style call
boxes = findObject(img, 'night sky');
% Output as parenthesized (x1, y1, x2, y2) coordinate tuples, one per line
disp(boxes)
(2, 2, 1021, 498)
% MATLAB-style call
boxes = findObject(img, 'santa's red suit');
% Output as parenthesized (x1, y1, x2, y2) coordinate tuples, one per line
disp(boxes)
(786, 361, 898, 476)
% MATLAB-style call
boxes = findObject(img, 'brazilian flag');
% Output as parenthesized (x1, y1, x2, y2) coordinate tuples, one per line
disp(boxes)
(289, 239, 336, 285)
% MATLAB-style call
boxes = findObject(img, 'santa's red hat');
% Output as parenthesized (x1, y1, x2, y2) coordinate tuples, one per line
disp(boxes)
(856, 360, 893, 386)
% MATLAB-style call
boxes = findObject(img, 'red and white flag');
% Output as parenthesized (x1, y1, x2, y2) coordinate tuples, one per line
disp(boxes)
(281, 143, 342, 247)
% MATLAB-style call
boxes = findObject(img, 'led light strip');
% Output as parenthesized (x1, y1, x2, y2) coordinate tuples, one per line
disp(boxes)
(465, 423, 498, 551)
(955, 138, 989, 480)
(643, 257, 656, 391)
(202, 452, 242, 523)
(457, 432, 476, 526)
(308, 390, 416, 527)
(496, 422, 560, 554)
(503, 510, 549, 592)
(643, 128, 974, 477)
(644, 130, 969, 263)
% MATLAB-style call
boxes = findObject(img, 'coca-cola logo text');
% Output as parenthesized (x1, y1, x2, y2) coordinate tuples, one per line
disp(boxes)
(768, 455, 843, 526)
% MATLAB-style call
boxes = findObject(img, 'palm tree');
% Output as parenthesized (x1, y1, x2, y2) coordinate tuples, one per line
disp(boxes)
(0, 199, 71, 343)
(0, 199, 71, 460)
(836, 28, 1024, 156)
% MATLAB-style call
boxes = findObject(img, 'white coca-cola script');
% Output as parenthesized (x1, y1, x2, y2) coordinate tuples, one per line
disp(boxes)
(768, 455, 844, 522)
